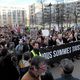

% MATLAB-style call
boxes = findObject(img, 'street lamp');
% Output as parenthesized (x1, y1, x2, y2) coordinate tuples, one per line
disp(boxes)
(56, 2, 60, 29)
(48, 3, 52, 31)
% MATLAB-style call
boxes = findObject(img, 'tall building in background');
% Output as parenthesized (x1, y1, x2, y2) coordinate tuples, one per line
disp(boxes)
(29, 3, 42, 28)
(76, 1, 80, 23)
(29, 1, 80, 29)
(0, 6, 27, 27)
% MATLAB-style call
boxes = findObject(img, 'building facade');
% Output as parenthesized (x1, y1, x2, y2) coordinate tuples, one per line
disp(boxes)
(0, 6, 27, 27)
(29, 1, 80, 29)
(29, 3, 42, 28)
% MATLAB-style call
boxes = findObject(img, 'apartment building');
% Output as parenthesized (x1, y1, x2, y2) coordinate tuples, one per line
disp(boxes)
(29, 3, 42, 27)
(0, 6, 27, 27)
(29, 1, 80, 28)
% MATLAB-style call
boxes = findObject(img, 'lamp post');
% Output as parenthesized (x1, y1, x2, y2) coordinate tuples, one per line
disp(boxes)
(40, 0, 45, 29)
(56, 2, 60, 29)
(48, 3, 52, 31)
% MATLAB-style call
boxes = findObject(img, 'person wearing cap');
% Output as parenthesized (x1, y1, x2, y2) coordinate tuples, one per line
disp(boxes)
(21, 56, 47, 80)
(56, 58, 80, 80)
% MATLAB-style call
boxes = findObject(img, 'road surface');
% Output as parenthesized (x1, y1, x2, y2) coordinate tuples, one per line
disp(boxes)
(49, 59, 80, 79)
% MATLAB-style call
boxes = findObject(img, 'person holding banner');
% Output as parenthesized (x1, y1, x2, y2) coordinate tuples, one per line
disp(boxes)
(56, 34, 64, 45)
(30, 41, 41, 58)
(30, 41, 54, 80)
(48, 35, 57, 46)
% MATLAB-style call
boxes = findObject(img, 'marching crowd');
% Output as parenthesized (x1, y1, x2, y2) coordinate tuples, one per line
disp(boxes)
(0, 27, 80, 80)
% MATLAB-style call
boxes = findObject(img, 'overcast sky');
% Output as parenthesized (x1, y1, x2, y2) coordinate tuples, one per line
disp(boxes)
(0, 0, 79, 7)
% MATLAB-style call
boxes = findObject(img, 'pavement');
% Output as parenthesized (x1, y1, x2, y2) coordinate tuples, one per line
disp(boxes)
(49, 59, 80, 79)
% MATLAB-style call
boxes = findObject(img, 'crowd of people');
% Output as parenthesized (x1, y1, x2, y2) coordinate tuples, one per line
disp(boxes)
(0, 26, 80, 80)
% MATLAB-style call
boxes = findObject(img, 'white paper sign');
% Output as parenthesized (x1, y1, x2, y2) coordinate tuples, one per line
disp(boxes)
(42, 30, 49, 36)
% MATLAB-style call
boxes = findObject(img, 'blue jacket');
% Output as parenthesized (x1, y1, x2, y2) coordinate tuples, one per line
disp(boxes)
(15, 44, 23, 55)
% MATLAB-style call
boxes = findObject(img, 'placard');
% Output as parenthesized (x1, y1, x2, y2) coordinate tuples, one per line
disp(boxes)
(42, 30, 49, 36)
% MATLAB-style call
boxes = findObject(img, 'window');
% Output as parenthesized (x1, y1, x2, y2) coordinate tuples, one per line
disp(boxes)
(8, 11, 11, 16)
(3, 21, 6, 24)
(3, 15, 6, 19)
(13, 11, 16, 19)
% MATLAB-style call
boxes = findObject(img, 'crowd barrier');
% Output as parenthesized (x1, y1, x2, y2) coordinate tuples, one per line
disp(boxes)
(40, 41, 80, 63)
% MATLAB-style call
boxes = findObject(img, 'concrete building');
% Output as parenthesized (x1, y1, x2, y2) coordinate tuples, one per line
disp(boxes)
(29, 3, 42, 28)
(76, 1, 80, 24)
(29, 3, 56, 28)
(63, 1, 80, 27)
(29, 1, 80, 29)
(0, 6, 27, 27)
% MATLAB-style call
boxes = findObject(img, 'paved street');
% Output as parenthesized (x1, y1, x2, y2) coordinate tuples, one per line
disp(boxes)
(49, 59, 80, 79)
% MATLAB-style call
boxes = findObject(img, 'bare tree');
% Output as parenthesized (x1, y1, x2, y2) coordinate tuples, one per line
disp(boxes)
(73, 6, 79, 27)
(37, 0, 45, 28)
(55, 3, 64, 31)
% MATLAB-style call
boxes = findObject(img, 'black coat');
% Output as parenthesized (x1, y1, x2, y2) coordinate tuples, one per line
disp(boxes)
(0, 54, 19, 80)
(41, 71, 54, 80)
(48, 39, 57, 46)
(23, 43, 29, 53)
(56, 74, 80, 80)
